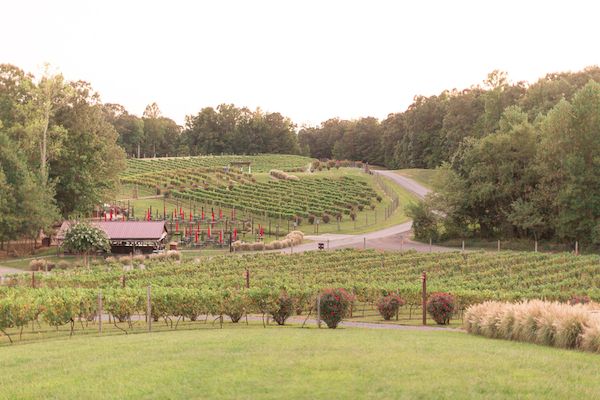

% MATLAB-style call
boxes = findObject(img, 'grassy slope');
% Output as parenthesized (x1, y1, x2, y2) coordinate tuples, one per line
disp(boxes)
(394, 168, 438, 190)
(1, 327, 599, 399)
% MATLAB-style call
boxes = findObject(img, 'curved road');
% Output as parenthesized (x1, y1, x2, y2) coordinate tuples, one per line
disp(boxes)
(281, 170, 450, 254)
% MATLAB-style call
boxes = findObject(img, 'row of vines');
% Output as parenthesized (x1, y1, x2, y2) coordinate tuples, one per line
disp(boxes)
(123, 154, 313, 177)
(3, 249, 597, 343)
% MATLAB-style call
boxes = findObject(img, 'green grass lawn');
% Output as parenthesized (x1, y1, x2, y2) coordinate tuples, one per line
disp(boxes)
(1, 327, 599, 399)
(395, 168, 439, 190)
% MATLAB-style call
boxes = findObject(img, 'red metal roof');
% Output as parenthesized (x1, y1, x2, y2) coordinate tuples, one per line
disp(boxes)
(93, 221, 168, 240)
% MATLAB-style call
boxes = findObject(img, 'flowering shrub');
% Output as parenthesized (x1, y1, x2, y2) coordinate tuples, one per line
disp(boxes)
(427, 292, 455, 325)
(377, 294, 405, 320)
(318, 288, 354, 329)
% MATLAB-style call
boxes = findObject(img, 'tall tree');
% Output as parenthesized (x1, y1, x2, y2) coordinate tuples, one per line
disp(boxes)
(50, 81, 126, 216)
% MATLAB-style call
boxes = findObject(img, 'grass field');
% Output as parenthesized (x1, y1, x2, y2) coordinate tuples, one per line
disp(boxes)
(1, 327, 599, 399)
(395, 168, 438, 190)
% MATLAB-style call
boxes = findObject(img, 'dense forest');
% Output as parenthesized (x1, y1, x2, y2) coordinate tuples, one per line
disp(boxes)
(298, 68, 600, 169)
(299, 67, 600, 244)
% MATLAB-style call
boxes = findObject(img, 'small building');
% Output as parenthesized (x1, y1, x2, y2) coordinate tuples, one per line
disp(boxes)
(57, 221, 169, 254)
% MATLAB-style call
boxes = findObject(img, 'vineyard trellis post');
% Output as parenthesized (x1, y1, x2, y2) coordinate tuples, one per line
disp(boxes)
(147, 286, 152, 332)
(421, 272, 427, 326)
(98, 291, 103, 334)
(317, 294, 321, 329)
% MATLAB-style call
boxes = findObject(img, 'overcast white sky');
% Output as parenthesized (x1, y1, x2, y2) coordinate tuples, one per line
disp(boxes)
(2, 0, 598, 126)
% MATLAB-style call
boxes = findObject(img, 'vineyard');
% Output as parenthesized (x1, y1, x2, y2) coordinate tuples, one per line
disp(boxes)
(118, 154, 391, 233)
(10, 249, 600, 301)
(172, 176, 377, 219)
(122, 154, 314, 177)
(1, 249, 600, 344)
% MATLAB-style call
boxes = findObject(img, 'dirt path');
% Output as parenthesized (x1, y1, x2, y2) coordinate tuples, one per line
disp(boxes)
(0, 266, 23, 276)
(373, 169, 431, 198)
(243, 315, 462, 331)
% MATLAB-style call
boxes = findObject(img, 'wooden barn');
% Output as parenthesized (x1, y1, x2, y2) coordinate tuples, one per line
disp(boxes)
(57, 221, 169, 254)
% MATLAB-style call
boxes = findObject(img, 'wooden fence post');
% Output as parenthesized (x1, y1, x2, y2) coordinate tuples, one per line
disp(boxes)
(98, 291, 103, 334)
(575, 241, 579, 256)
(422, 272, 427, 326)
(497, 240, 501, 252)
(534, 240, 538, 253)
(363, 237, 366, 249)
(317, 294, 321, 329)
(147, 286, 152, 332)
(462, 240, 465, 253)
(429, 238, 432, 253)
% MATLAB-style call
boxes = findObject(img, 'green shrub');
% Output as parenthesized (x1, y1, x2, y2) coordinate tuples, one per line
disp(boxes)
(222, 290, 248, 323)
(270, 292, 294, 326)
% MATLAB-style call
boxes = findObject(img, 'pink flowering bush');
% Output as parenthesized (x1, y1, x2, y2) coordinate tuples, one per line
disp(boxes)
(318, 288, 354, 329)
(377, 294, 405, 320)
(427, 292, 455, 325)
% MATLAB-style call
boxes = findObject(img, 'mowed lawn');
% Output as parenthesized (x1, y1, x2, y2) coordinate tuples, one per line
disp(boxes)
(395, 168, 439, 190)
(2, 327, 600, 399)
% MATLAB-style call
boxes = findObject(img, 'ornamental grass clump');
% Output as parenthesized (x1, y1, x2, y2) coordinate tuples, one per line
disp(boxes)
(318, 288, 354, 329)
(464, 300, 600, 354)
(427, 292, 455, 325)
(29, 259, 46, 271)
(377, 294, 405, 320)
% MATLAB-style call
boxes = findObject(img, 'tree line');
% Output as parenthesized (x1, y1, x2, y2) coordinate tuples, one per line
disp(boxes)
(297, 66, 600, 244)
(298, 68, 600, 169)
(109, 103, 299, 158)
